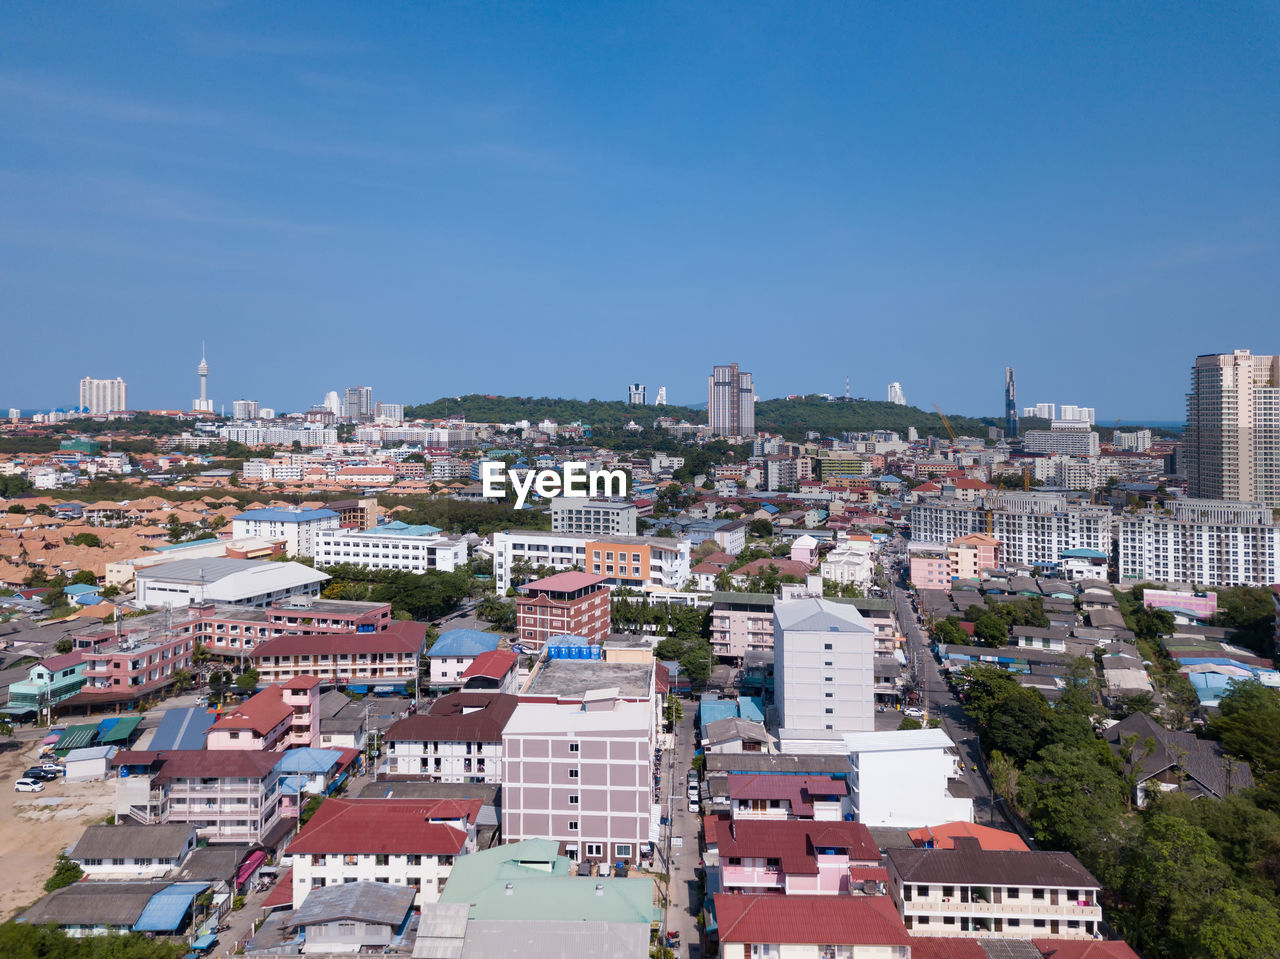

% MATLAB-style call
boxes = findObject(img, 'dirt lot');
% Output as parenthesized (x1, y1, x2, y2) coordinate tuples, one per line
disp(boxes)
(0, 738, 116, 919)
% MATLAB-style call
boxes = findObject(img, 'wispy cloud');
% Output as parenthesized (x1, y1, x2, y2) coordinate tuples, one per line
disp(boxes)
(0, 71, 227, 127)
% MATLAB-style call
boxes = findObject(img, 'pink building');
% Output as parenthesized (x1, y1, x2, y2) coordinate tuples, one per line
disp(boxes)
(74, 631, 195, 709)
(501, 696, 654, 867)
(789, 535, 819, 567)
(705, 816, 880, 895)
(205, 677, 322, 751)
(710, 594, 775, 661)
(909, 552, 950, 591)
(948, 533, 1002, 580)
(1144, 589, 1218, 623)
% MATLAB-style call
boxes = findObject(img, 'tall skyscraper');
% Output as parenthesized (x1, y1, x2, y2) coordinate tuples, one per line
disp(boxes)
(627, 383, 647, 405)
(1186, 350, 1280, 507)
(887, 382, 906, 405)
(343, 386, 374, 421)
(708, 363, 755, 436)
(654, 386, 667, 406)
(193, 343, 213, 413)
(1004, 367, 1019, 438)
(323, 391, 342, 416)
(232, 399, 260, 420)
(78, 377, 127, 415)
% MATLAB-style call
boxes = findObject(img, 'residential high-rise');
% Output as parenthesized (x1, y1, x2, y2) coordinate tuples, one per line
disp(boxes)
(343, 386, 374, 421)
(1186, 350, 1280, 507)
(774, 597, 875, 733)
(708, 363, 755, 436)
(323, 391, 341, 416)
(193, 343, 213, 413)
(1003, 367, 1018, 438)
(654, 386, 667, 406)
(232, 399, 259, 420)
(887, 382, 906, 405)
(78, 377, 127, 415)
(627, 383, 646, 405)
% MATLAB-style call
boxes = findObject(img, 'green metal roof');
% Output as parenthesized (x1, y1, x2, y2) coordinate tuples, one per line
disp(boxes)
(98, 715, 142, 744)
(54, 723, 99, 754)
(439, 840, 659, 924)
(709, 591, 775, 607)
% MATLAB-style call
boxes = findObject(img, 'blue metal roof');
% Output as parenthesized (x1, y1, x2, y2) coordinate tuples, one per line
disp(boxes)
(372, 520, 443, 537)
(134, 882, 208, 932)
(1061, 548, 1107, 558)
(236, 508, 338, 523)
(430, 629, 501, 657)
(273, 747, 345, 775)
(150, 707, 216, 751)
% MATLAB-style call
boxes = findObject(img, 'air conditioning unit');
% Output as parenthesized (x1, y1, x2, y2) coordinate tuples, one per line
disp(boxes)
(942, 897, 952, 902)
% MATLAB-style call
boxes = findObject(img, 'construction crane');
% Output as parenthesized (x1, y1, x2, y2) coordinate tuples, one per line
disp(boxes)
(933, 404, 958, 443)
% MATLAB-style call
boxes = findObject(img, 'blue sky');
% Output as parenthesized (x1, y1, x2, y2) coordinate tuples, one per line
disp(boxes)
(2, 3, 1278, 420)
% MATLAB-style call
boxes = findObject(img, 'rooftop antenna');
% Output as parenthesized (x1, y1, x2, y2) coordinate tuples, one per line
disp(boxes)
(845, 376, 850, 401)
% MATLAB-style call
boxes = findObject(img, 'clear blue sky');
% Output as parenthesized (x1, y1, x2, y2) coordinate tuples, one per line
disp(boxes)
(3, 3, 1278, 420)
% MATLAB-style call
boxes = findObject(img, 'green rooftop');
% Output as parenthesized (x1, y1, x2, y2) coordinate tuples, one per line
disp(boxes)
(439, 840, 659, 924)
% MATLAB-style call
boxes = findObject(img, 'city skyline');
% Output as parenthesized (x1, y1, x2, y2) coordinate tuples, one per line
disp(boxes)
(2, 5, 1277, 417)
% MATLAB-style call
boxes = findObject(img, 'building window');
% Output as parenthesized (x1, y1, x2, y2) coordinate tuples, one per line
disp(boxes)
(586, 843, 603, 857)
(569, 794, 579, 805)
(569, 742, 580, 753)
(569, 769, 579, 779)
(616, 844, 632, 858)
(568, 820, 579, 831)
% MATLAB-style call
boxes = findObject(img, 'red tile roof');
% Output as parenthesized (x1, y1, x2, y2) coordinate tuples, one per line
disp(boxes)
(210, 687, 293, 736)
(111, 749, 281, 784)
(907, 821, 1029, 852)
(1034, 940, 1140, 959)
(518, 571, 608, 594)
(707, 818, 879, 875)
(715, 894, 910, 947)
(286, 798, 480, 856)
(910, 938, 991, 959)
(38, 650, 85, 673)
(727, 774, 848, 815)
(385, 692, 518, 744)
(459, 649, 517, 682)
(252, 620, 426, 658)
(283, 675, 322, 690)
(261, 868, 294, 910)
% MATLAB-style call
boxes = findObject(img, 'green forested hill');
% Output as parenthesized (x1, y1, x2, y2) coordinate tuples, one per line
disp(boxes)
(406, 393, 1012, 440)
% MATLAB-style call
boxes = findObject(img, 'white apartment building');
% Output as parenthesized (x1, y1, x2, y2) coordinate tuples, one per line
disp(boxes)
(502, 698, 654, 866)
(218, 426, 338, 447)
(1186, 350, 1280, 507)
(232, 507, 340, 558)
(314, 523, 468, 573)
(910, 493, 1113, 570)
(78, 377, 128, 415)
(1113, 429, 1153, 452)
(1021, 425, 1101, 457)
(385, 693, 517, 783)
(887, 846, 1103, 939)
(287, 798, 479, 907)
(649, 453, 685, 472)
(1118, 498, 1280, 586)
(232, 399, 260, 420)
(135, 558, 329, 608)
(774, 598, 876, 734)
(550, 497, 638, 536)
(242, 458, 304, 482)
(820, 539, 875, 589)
(492, 530, 590, 592)
(843, 729, 973, 827)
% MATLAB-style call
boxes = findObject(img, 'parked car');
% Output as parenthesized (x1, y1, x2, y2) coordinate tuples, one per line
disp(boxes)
(40, 762, 66, 775)
(14, 779, 45, 792)
(903, 706, 926, 719)
(688, 798, 700, 814)
(687, 782, 699, 799)
(22, 768, 57, 782)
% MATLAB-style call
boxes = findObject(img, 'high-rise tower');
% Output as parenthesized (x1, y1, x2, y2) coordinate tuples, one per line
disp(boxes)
(708, 363, 755, 436)
(887, 382, 906, 405)
(193, 344, 213, 413)
(1186, 350, 1280, 507)
(1004, 367, 1019, 438)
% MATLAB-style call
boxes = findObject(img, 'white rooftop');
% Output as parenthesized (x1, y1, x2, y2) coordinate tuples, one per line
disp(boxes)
(773, 597, 872, 633)
(505, 700, 652, 735)
(842, 728, 957, 753)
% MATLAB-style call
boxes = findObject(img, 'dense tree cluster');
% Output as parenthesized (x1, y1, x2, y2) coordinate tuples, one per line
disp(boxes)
(319, 564, 473, 621)
(0, 925, 186, 959)
(612, 593, 712, 684)
(965, 664, 1280, 958)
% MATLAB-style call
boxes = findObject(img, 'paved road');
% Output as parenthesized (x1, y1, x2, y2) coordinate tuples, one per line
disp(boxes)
(658, 701, 701, 957)
(888, 572, 1008, 829)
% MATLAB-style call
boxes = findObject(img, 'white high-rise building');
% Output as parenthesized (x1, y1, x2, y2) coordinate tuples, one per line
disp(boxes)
(323, 391, 342, 416)
(627, 383, 646, 405)
(1186, 350, 1280, 508)
(232, 399, 259, 420)
(887, 382, 906, 405)
(708, 363, 755, 436)
(654, 386, 667, 406)
(375, 402, 405, 425)
(8, 409, 20, 422)
(774, 597, 875, 734)
(1119, 498, 1280, 586)
(78, 377, 128, 415)
(1059, 405, 1096, 425)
